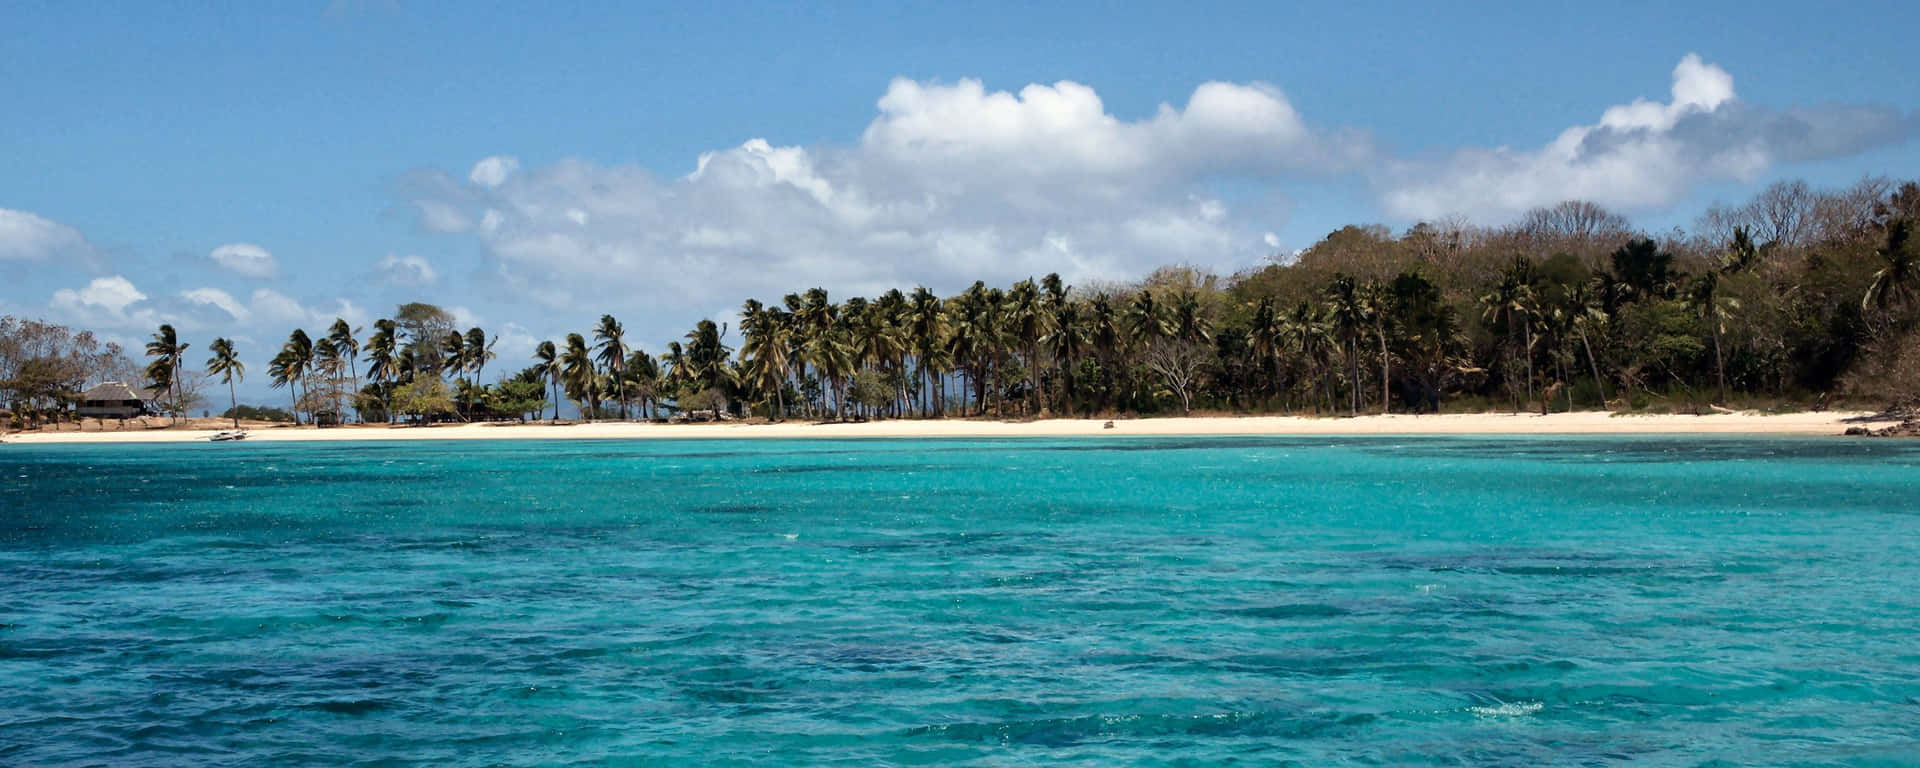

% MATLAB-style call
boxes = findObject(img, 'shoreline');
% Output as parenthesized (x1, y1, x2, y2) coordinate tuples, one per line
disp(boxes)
(2, 410, 1900, 444)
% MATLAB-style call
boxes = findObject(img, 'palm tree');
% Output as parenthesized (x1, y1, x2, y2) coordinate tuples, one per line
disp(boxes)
(1864, 218, 1917, 313)
(1686, 271, 1740, 402)
(1323, 275, 1369, 415)
(534, 340, 561, 421)
(463, 327, 495, 420)
(1125, 290, 1170, 347)
(144, 323, 189, 423)
(364, 319, 398, 423)
(1288, 301, 1336, 411)
(624, 351, 661, 419)
(1043, 298, 1088, 416)
(278, 329, 313, 423)
(594, 315, 630, 419)
(905, 286, 948, 416)
(1247, 297, 1284, 410)
(1360, 281, 1394, 413)
(1480, 259, 1539, 411)
(441, 331, 467, 383)
(315, 337, 344, 422)
(206, 337, 244, 428)
(740, 299, 793, 419)
(1087, 293, 1123, 413)
(800, 317, 850, 419)
(327, 318, 361, 421)
(1566, 279, 1611, 409)
(1005, 279, 1046, 415)
(561, 333, 596, 422)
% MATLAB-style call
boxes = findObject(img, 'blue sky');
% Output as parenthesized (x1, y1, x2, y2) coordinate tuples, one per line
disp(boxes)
(5, 1, 1917, 400)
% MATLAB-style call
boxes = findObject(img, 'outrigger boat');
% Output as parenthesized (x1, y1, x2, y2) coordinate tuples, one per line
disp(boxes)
(209, 430, 249, 442)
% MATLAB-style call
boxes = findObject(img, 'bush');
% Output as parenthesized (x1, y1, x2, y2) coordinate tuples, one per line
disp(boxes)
(221, 404, 295, 423)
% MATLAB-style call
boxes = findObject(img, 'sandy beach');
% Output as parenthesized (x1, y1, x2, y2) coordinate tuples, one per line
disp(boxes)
(2, 410, 1899, 444)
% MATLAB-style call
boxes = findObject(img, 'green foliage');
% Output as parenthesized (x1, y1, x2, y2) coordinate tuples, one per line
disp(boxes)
(391, 378, 457, 422)
(221, 404, 296, 423)
(848, 369, 893, 415)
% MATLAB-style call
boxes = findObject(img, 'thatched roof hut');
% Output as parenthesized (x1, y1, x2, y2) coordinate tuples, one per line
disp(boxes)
(77, 381, 149, 419)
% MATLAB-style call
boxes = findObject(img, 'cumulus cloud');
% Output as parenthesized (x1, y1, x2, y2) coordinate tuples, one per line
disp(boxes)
(53, 276, 146, 317)
(469, 155, 520, 188)
(245, 288, 366, 331)
(49, 275, 164, 331)
(181, 287, 252, 323)
(400, 64, 1914, 334)
(0, 208, 90, 261)
(375, 254, 438, 286)
(406, 78, 1349, 315)
(208, 242, 279, 279)
(1379, 53, 1918, 223)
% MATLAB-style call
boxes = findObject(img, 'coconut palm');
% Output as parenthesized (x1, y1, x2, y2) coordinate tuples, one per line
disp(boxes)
(463, 327, 495, 420)
(327, 318, 361, 421)
(560, 333, 596, 422)
(205, 337, 244, 428)
(1566, 279, 1611, 408)
(1125, 290, 1170, 348)
(1005, 279, 1047, 415)
(1863, 218, 1917, 313)
(533, 340, 561, 421)
(1686, 271, 1741, 402)
(798, 318, 850, 419)
(364, 319, 398, 423)
(1288, 301, 1336, 411)
(1360, 280, 1394, 413)
(277, 329, 314, 423)
(1323, 275, 1370, 415)
(740, 299, 793, 419)
(314, 337, 344, 421)
(1043, 298, 1088, 416)
(1247, 297, 1284, 409)
(1480, 259, 1539, 410)
(1086, 293, 1123, 413)
(594, 315, 629, 419)
(144, 323, 190, 423)
(624, 350, 661, 419)
(905, 286, 948, 416)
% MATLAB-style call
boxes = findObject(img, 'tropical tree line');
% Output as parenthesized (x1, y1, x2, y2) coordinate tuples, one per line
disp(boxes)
(13, 176, 1919, 429)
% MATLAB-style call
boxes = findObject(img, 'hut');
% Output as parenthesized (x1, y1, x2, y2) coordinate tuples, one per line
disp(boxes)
(76, 381, 149, 419)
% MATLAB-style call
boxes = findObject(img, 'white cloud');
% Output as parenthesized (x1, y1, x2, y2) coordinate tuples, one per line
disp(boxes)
(54, 275, 145, 315)
(400, 65, 1912, 336)
(469, 155, 520, 188)
(414, 200, 473, 233)
(375, 254, 438, 286)
(0, 208, 89, 261)
(208, 242, 279, 279)
(1378, 53, 1917, 223)
(406, 77, 1343, 314)
(50, 275, 160, 329)
(181, 287, 252, 323)
(247, 288, 366, 331)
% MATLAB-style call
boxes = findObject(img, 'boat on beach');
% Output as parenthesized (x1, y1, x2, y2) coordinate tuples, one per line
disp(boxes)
(209, 430, 248, 442)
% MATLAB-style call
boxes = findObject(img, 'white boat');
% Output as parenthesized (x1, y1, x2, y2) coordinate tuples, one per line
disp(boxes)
(209, 430, 248, 442)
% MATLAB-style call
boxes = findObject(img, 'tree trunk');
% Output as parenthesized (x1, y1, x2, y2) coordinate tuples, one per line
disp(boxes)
(1713, 323, 1727, 403)
(228, 378, 238, 429)
(1580, 330, 1608, 409)
(1377, 325, 1390, 414)
(1522, 317, 1536, 408)
(1349, 340, 1360, 416)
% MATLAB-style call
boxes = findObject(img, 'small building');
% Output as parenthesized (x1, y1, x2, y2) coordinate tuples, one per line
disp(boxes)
(77, 381, 149, 420)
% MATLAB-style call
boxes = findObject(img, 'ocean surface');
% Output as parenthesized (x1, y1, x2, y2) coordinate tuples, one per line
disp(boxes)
(3, 436, 1919, 766)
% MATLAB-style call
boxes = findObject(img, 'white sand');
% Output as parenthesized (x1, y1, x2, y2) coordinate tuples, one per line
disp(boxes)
(2, 411, 1897, 444)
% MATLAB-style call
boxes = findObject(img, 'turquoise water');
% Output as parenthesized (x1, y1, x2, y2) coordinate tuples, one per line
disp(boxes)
(4, 436, 1920, 766)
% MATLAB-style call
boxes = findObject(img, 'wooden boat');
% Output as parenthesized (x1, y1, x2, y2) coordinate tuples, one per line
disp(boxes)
(209, 430, 248, 442)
